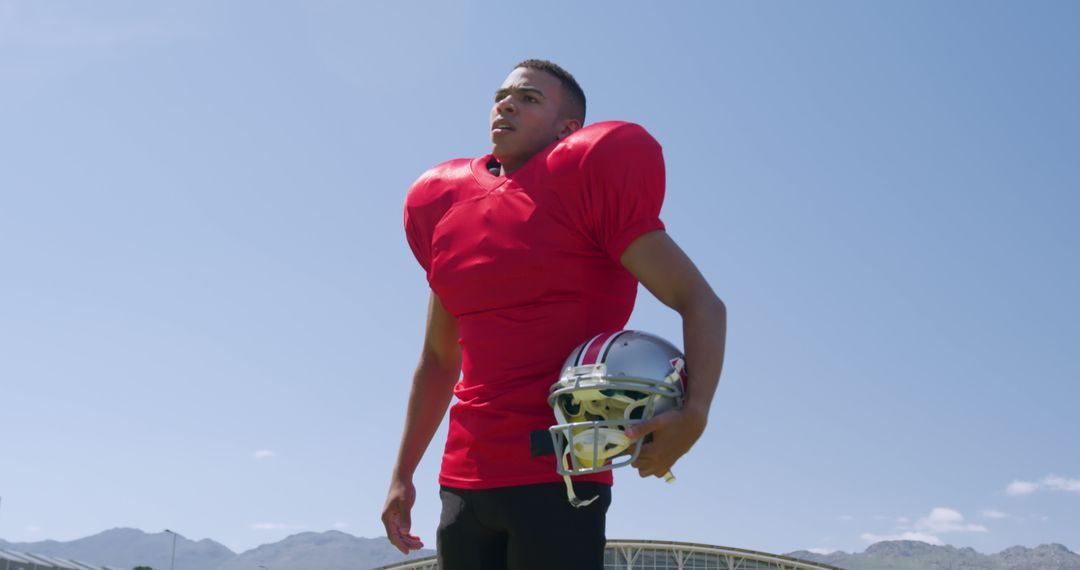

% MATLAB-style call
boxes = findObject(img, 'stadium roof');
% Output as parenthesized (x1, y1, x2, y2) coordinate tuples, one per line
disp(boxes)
(374, 538, 845, 570)
(0, 549, 122, 570)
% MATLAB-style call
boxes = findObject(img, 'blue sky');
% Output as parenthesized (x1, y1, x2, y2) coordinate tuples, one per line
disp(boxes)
(1, 0, 1078, 557)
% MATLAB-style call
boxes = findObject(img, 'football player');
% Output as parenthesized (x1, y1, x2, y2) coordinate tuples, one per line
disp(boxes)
(381, 59, 726, 570)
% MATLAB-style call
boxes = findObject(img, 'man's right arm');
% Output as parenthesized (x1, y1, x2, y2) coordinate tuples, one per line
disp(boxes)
(381, 291, 461, 554)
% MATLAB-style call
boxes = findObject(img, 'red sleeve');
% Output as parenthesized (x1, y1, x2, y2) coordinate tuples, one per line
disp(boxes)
(402, 159, 473, 277)
(578, 123, 667, 261)
(404, 202, 431, 273)
(403, 170, 440, 275)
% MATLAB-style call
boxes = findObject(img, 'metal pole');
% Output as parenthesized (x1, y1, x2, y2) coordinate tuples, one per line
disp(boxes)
(165, 529, 177, 570)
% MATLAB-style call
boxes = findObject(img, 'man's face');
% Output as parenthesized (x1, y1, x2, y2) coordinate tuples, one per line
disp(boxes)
(490, 67, 577, 174)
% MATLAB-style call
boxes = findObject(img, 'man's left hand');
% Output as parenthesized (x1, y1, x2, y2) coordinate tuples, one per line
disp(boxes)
(625, 407, 708, 478)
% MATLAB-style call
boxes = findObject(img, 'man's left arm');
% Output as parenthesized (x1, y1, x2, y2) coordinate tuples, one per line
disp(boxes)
(620, 230, 727, 478)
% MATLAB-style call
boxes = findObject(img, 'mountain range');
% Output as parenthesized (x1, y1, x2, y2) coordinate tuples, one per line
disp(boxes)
(789, 540, 1080, 570)
(0, 528, 433, 570)
(3, 529, 1080, 570)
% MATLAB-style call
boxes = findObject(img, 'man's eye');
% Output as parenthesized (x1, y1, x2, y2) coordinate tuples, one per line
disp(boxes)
(525, 95, 537, 103)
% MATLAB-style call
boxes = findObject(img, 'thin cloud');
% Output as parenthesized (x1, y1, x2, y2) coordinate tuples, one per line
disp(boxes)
(981, 509, 1009, 519)
(859, 508, 985, 546)
(1007, 475, 1080, 496)
(1008, 480, 1040, 495)
(914, 508, 987, 533)
(1043, 475, 1080, 493)
(806, 548, 836, 555)
(837, 514, 855, 521)
(253, 450, 276, 460)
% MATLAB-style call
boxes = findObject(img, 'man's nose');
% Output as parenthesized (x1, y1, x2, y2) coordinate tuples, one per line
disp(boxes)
(496, 95, 516, 114)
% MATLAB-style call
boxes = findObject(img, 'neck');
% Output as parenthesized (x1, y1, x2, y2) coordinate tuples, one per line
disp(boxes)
(491, 157, 525, 176)
(493, 135, 562, 175)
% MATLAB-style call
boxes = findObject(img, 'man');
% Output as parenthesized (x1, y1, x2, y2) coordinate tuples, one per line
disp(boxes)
(381, 60, 726, 570)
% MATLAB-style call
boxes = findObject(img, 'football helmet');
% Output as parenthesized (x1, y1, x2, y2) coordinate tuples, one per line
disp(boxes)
(548, 330, 686, 506)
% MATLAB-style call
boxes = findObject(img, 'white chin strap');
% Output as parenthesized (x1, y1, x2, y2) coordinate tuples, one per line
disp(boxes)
(561, 454, 599, 508)
(561, 428, 632, 508)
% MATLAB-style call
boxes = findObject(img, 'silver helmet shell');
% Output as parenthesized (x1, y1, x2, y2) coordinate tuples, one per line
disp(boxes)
(548, 330, 686, 476)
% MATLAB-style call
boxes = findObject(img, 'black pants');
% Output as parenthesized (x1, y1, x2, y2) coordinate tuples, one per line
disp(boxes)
(437, 482, 611, 570)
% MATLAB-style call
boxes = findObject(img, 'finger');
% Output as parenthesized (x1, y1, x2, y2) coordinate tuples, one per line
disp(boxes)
(634, 454, 671, 478)
(625, 413, 671, 441)
(386, 521, 407, 554)
(395, 509, 419, 552)
(398, 529, 423, 550)
(384, 504, 410, 554)
(631, 452, 651, 470)
(637, 460, 657, 478)
(400, 532, 424, 550)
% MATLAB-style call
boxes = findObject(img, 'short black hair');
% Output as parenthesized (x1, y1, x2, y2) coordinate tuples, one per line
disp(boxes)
(514, 59, 586, 123)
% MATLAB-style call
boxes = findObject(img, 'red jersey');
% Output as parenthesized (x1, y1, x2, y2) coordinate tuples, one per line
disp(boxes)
(404, 121, 666, 489)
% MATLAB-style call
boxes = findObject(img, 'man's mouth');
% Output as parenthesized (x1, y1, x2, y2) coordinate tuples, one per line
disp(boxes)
(492, 120, 515, 133)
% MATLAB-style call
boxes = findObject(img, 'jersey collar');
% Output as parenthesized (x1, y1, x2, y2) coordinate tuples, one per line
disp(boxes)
(470, 136, 565, 190)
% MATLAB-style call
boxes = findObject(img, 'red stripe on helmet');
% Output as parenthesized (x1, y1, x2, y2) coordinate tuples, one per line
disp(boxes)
(580, 331, 618, 366)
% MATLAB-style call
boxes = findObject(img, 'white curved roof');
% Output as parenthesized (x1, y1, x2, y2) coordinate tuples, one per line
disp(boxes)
(0, 549, 117, 570)
(374, 538, 843, 570)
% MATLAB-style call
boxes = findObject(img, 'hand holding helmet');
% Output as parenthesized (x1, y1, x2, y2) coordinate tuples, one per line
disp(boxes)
(548, 330, 690, 506)
(625, 402, 708, 480)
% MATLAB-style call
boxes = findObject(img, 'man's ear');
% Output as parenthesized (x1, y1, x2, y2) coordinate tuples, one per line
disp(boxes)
(558, 118, 583, 140)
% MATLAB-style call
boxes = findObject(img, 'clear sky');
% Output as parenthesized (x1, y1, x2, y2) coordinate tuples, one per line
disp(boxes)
(1, 0, 1078, 558)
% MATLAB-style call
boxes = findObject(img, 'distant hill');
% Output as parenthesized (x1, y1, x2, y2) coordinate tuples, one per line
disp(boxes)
(216, 531, 433, 570)
(788, 540, 1080, 570)
(0, 528, 234, 569)
(6, 531, 1080, 570)
(0, 528, 433, 570)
